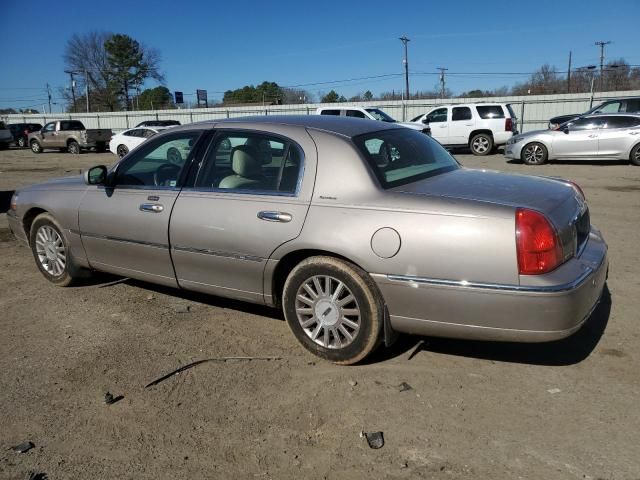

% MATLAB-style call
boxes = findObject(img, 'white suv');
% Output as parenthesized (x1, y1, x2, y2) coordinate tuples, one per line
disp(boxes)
(315, 106, 431, 134)
(409, 103, 518, 155)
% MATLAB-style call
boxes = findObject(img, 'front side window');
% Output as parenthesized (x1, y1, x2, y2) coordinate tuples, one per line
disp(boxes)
(593, 101, 621, 114)
(452, 107, 472, 121)
(43, 122, 55, 132)
(320, 109, 340, 116)
(566, 117, 604, 131)
(354, 128, 459, 189)
(114, 132, 200, 188)
(365, 108, 396, 122)
(195, 132, 302, 194)
(425, 108, 448, 123)
(476, 105, 505, 119)
(346, 110, 366, 118)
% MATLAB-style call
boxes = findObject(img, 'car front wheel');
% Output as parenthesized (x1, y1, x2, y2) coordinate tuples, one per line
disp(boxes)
(117, 144, 129, 158)
(282, 256, 384, 365)
(521, 142, 548, 165)
(30, 140, 42, 153)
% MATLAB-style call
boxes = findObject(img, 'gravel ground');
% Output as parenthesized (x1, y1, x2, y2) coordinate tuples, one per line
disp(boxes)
(0, 147, 639, 480)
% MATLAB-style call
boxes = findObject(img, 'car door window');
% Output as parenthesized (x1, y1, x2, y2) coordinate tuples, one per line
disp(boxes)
(476, 105, 505, 119)
(194, 132, 302, 194)
(43, 123, 55, 132)
(114, 132, 200, 188)
(346, 110, 366, 118)
(595, 102, 622, 113)
(123, 129, 138, 137)
(320, 109, 340, 116)
(426, 108, 448, 123)
(623, 100, 640, 113)
(601, 116, 640, 129)
(567, 118, 604, 131)
(452, 107, 472, 121)
(142, 129, 156, 138)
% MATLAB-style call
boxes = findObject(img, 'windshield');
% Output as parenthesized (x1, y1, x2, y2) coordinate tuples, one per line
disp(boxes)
(365, 108, 396, 122)
(354, 128, 460, 188)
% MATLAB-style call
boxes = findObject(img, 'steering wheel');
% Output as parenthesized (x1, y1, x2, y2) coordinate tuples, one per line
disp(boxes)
(153, 163, 181, 186)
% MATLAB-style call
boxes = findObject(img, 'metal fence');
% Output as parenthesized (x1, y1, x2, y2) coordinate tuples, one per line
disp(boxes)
(2, 89, 639, 133)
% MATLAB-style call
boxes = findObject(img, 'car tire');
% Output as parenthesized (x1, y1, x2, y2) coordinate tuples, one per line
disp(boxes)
(18, 136, 26, 148)
(117, 144, 129, 158)
(282, 256, 384, 365)
(521, 142, 548, 165)
(630, 143, 640, 166)
(29, 213, 90, 287)
(30, 140, 42, 154)
(67, 141, 80, 154)
(470, 133, 493, 156)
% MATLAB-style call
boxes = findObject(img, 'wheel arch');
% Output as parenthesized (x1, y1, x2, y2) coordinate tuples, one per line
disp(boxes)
(468, 129, 494, 145)
(22, 207, 48, 244)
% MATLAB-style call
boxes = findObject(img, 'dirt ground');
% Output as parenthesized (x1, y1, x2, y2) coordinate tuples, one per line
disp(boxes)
(0, 146, 639, 480)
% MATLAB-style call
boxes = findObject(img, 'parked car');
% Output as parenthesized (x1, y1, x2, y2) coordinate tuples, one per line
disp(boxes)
(548, 97, 640, 130)
(7, 116, 608, 364)
(8, 123, 43, 148)
(109, 126, 168, 158)
(28, 120, 113, 154)
(0, 121, 12, 149)
(135, 120, 181, 128)
(409, 103, 518, 155)
(316, 106, 431, 135)
(505, 113, 640, 165)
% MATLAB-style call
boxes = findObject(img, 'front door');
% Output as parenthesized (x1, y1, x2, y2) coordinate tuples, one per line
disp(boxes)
(40, 122, 57, 148)
(170, 128, 314, 303)
(597, 116, 640, 157)
(424, 107, 449, 145)
(78, 130, 205, 286)
(552, 117, 603, 158)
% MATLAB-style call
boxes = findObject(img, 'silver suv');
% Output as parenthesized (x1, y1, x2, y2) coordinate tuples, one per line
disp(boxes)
(409, 103, 518, 155)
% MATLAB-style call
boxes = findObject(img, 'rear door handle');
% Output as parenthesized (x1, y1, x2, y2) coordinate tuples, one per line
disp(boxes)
(258, 211, 292, 223)
(139, 203, 164, 213)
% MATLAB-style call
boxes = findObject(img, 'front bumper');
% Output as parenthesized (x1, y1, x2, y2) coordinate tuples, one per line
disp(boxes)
(7, 211, 28, 245)
(504, 141, 525, 160)
(372, 228, 608, 343)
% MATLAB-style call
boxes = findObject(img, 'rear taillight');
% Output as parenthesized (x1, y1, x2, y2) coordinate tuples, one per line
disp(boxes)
(24, 129, 29, 135)
(516, 208, 563, 275)
(505, 118, 513, 131)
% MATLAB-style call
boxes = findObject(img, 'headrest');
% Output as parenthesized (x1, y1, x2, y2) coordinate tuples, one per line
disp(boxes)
(373, 142, 390, 167)
(231, 146, 262, 177)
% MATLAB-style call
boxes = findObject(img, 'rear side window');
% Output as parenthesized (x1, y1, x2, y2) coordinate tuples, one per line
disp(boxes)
(320, 110, 340, 116)
(624, 100, 640, 113)
(346, 110, 366, 118)
(602, 116, 640, 129)
(452, 107, 472, 121)
(476, 106, 505, 119)
(354, 128, 459, 189)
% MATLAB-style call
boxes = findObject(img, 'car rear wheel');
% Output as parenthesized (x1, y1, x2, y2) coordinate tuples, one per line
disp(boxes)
(67, 141, 80, 154)
(282, 256, 383, 365)
(522, 142, 548, 165)
(30, 140, 42, 153)
(29, 213, 90, 286)
(117, 144, 129, 158)
(630, 144, 640, 166)
(18, 136, 27, 148)
(470, 133, 493, 155)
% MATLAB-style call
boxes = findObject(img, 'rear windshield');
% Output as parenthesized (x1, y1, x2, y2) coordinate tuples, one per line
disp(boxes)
(476, 105, 505, 119)
(60, 120, 85, 130)
(353, 128, 459, 189)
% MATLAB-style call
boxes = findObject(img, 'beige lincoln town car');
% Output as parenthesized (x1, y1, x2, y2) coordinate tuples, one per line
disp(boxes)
(7, 116, 608, 364)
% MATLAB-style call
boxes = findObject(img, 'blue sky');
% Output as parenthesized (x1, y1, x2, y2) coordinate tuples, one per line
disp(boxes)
(1, 0, 639, 109)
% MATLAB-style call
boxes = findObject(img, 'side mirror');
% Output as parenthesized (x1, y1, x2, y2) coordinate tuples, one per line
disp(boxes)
(562, 126, 570, 134)
(422, 118, 430, 124)
(84, 165, 108, 185)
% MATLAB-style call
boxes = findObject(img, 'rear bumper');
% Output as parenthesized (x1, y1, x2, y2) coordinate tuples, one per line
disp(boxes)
(372, 228, 608, 342)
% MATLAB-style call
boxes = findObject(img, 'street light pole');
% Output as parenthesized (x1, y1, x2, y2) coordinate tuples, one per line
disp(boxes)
(399, 36, 410, 101)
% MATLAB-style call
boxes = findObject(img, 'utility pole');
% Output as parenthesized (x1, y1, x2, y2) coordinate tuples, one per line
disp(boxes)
(84, 70, 90, 112)
(46, 83, 52, 114)
(64, 70, 77, 112)
(437, 67, 448, 98)
(399, 36, 410, 101)
(595, 40, 611, 92)
(567, 51, 572, 93)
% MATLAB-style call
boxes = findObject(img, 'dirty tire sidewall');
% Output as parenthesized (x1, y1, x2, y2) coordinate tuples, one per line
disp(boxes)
(470, 133, 493, 156)
(521, 141, 548, 165)
(68, 141, 80, 154)
(630, 144, 640, 166)
(282, 256, 383, 365)
(18, 136, 26, 148)
(29, 213, 75, 287)
(30, 140, 41, 153)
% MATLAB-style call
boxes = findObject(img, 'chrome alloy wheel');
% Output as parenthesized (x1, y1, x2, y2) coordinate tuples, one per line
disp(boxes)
(295, 275, 361, 349)
(35, 225, 66, 277)
(523, 144, 544, 163)
(472, 136, 490, 154)
(634, 148, 640, 162)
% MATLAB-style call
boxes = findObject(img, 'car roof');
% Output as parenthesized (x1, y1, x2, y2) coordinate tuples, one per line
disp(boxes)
(583, 113, 640, 118)
(186, 115, 404, 138)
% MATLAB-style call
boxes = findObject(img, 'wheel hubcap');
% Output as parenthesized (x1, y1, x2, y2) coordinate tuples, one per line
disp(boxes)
(35, 225, 66, 277)
(525, 145, 543, 163)
(473, 137, 489, 153)
(295, 275, 361, 349)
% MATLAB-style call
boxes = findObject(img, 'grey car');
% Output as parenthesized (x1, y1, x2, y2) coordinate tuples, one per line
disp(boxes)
(506, 114, 640, 165)
(7, 116, 608, 364)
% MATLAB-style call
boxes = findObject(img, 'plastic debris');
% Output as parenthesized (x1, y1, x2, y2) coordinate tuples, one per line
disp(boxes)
(104, 392, 124, 405)
(360, 431, 385, 449)
(398, 382, 413, 392)
(547, 388, 561, 394)
(174, 304, 191, 313)
(27, 473, 48, 480)
(11, 441, 34, 453)
(348, 380, 357, 387)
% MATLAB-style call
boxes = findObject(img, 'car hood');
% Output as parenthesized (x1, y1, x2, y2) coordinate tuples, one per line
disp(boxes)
(21, 175, 87, 191)
(391, 168, 574, 214)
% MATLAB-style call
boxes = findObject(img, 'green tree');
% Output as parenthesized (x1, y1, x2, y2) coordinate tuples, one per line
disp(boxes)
(137, 86, 174, 110)
(104, 34, 164, 110)
(223, 81, 284, 104)
(321, 90, 340, 103)
(363, 90, 373, 101)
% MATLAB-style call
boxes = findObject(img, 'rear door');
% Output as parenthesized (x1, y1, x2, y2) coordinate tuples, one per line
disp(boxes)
(449, 106, 473, 144)
(170, 127, 316, 303)
(597, 116, 640, 157)
(552, 117, 603, 158)
(424, 107, 450, 144)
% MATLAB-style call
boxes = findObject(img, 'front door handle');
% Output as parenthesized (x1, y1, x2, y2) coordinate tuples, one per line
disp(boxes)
(630, 131, 640, 135)
(258, 211, 292, 223)
(588, 134, 598, 138)
(139, 203, 164, 213)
